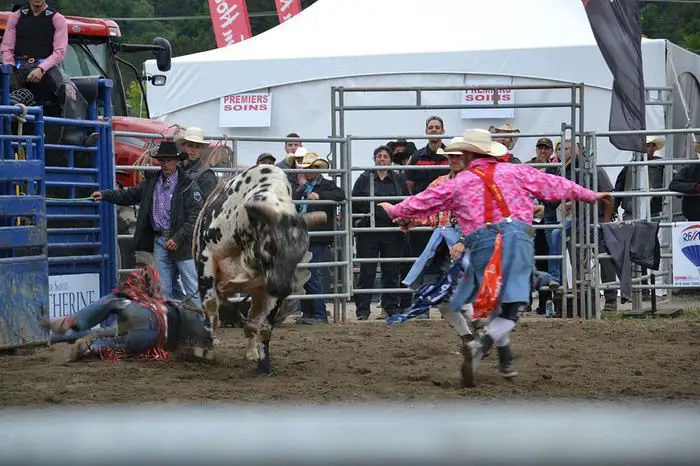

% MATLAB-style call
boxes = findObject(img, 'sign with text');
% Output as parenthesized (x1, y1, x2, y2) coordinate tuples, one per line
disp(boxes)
(49, 273, 100, 320)
(460, 87, 516, 120)
(672, 222, 700, 287)
(219, 92, 272, 128)
(275, 0, 302, 23)
(208, 0, 252, 48)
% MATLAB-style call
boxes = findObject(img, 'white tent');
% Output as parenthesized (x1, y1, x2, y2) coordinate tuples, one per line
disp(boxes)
(144, 0, 700, 174)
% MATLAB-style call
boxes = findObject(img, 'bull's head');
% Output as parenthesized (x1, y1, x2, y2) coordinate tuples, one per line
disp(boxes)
(245, 201, 326, 299)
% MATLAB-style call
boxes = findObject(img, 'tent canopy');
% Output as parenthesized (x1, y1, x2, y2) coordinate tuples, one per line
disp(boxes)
(146, 0, 608, 117)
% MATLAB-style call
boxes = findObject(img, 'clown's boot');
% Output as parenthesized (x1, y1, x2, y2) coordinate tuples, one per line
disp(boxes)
(497, 344, 518, 378)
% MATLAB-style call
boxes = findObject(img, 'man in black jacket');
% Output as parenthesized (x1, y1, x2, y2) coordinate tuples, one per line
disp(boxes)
(669, 148, 700, 221)
(293, 152, 346, 324)
(351, 145, 409, 320)
(91, 141, 204, 306)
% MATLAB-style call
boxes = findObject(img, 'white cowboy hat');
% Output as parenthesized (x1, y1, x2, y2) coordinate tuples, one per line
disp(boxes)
(296, 151, 330, 170)
(182, 127, 206, 145)
(445, 129, 508, 157)
(285, 146, 308, 167)
(646, 135, 665, 151)
(436, 137, 465, 156)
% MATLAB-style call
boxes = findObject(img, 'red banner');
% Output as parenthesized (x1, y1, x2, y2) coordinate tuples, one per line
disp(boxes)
(274, 0, 302, 23)
(208, 0, 252, 48)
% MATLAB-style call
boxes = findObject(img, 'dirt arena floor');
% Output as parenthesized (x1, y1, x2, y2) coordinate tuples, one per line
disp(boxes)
(1, 305, 700, 407)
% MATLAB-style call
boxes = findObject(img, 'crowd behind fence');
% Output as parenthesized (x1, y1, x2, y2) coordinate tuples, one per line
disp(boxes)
(113, 124, 699, 322)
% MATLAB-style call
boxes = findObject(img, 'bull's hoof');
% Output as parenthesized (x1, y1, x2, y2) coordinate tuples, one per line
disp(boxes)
(256, 359, 272, 375)
(245, 348, 259, 361)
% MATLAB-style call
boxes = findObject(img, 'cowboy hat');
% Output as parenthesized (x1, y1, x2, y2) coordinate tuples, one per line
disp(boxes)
(181, 127, 207, 145)
(152, 141, 186, 160)
(296, 152, 330, 170)
(437, 137, 465, 156)
(285, 146, 308, 167)
(445, 129, 508, 157)
(489, 123, 520, 150)
(646, 135, 665, 151)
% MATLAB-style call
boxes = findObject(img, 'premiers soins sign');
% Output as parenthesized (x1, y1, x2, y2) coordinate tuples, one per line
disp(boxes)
(48, 273, 100, 320)
(219, 92, 272, 128)
(460, 87, 515, 120)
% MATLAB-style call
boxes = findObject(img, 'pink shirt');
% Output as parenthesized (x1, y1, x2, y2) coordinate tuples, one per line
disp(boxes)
(386, 157, 598, 238)
(1, 9, 68, 72)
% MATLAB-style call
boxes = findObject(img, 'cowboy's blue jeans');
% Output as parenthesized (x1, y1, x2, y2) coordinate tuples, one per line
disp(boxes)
(70, 293, 159, 354)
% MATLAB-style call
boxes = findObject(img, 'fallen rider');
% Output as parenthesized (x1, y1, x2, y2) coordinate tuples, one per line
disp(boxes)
(41, 265, 215, 361)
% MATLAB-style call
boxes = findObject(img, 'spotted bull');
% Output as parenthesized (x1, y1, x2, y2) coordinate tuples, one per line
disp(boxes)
(193, 164, 326, 373)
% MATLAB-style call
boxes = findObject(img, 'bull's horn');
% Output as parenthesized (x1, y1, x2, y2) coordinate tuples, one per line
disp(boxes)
(245, 202, 282, 225)
(302, 211, 327, 227)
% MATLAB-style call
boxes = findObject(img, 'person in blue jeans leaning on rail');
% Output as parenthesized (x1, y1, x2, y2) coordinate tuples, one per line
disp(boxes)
(91, 141, 204, 307)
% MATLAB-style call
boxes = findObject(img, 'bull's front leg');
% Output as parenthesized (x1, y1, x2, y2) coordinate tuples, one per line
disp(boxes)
(244, 293, 278, 373)
(256, 300, 282, 375)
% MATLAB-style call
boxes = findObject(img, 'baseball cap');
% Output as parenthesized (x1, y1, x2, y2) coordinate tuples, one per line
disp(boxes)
(536, 138, 553, 149)
(256, 152, 276, 164)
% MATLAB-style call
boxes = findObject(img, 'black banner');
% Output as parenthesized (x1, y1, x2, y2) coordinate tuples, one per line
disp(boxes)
(584, 0, 647, 153)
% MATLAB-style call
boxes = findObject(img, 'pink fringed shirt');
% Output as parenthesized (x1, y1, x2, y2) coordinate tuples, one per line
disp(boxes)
(385, 157, 598, 238)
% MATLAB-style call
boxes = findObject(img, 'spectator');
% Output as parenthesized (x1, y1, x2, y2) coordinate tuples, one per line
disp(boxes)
(543, 139, 617, 314)
(404, 116, 450, 283)
(405, 117, 449, 194)
(275, 132, 303, 170)
(280, 146, 308, 190)
(90, 141, 204, 306)
(387, 138, 418, 166)
(256, 152, 276, 165)
(669, 143, 700, 221)
(178, 127, 217, 200)
(527, 138, 555, 314)
(614, 135, 666, 220)
(351, 145, 409, 320)
(293, 152, 346, 325)
(488, 123, 522, 163)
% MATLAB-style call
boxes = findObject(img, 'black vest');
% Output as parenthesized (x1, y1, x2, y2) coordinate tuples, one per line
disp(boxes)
(14, 7, 56, 59)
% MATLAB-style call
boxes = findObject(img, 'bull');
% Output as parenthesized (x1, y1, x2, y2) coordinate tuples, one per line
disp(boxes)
(193, 165, 326, 373)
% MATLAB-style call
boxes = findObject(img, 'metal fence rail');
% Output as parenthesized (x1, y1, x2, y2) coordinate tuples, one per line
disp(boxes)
(110, 86, 698, 323)
(1, 403, 700, 465)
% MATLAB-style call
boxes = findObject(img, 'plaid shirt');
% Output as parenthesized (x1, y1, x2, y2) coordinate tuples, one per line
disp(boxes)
(410, 173, 455, 228)
(152, 171, 179, 231)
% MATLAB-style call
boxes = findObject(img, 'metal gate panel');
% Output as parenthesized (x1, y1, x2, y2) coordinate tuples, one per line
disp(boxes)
(42, 79, 117, 323)
(0, 103, 48, 350)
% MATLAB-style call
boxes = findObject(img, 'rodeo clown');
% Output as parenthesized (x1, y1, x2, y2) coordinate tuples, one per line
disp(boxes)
(379, 128, 613, 387)
(40, 265, 215, 362)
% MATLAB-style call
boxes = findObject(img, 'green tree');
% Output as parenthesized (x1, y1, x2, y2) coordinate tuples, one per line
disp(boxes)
(125, 79, 144, 117)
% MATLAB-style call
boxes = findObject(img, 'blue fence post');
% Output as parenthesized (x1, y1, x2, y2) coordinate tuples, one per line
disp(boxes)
(98, 79, 117, 328)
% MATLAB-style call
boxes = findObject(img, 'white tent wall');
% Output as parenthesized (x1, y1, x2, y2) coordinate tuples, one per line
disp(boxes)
(145, 0, 601, 115)
(146, 40, 669, 185)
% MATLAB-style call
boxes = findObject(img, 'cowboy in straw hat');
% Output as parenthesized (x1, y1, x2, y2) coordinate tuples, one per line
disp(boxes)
(293, 151, 345, 325)
(378, 127, 614, 387)
(488, 123, 521, 162)
(613, 135, 666, 222)
(176, 127, 217, 200)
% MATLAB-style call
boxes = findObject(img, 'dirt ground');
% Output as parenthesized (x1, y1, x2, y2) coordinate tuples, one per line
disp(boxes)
(1, 307, 700, 407)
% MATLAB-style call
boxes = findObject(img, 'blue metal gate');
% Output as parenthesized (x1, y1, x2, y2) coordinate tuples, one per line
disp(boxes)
(0, 103, 48, 350)
(0, 64, 117, 349)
